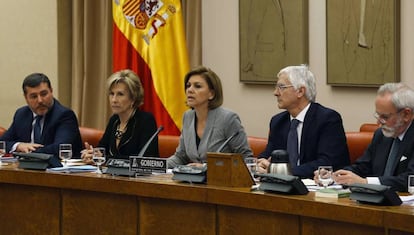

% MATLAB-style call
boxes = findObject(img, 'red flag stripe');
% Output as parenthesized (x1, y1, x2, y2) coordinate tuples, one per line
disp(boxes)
(112, 23, 181, 135)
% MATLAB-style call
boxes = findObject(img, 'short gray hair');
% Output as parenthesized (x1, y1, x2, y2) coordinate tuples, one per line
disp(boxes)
(378, 83, 414, 111)
(277, 64, 317, 102)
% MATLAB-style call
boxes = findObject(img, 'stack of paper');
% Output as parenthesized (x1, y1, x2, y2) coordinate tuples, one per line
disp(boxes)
(315, 187, 351, 198)
(47, 165, 97, 173)
(0, 156, 18, 163)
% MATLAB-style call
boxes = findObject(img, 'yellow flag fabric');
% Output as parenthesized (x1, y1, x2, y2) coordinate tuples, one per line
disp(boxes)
(113, 0, 189, 134)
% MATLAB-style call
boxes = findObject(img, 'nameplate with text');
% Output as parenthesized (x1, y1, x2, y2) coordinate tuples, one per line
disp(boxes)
(129, 156, 167, 174)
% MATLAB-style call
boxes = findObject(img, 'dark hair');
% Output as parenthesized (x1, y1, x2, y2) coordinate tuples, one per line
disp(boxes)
(22, 73, 52, 94)
(184, 66, 223, 109)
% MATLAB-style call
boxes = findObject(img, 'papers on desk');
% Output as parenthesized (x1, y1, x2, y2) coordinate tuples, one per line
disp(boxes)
(301, 179, 344, 191)
(399, 194, 414, 202)
(0, 156, 18, 163)
(47, 165, 97, 173)
(63, 159, 85, 166)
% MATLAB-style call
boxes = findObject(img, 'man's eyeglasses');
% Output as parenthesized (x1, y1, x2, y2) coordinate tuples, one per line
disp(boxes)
(373, 109, 404, 124)
(275, 84, 294, 92)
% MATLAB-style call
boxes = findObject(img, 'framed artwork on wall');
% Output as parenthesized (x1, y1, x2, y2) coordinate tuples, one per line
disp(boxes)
(326, 0, 400, 87)
(239, 0, 308, 84)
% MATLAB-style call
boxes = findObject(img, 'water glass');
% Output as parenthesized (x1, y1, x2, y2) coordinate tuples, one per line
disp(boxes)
(408, 175, 414, 194)
(0, 141, 6, 166)
(92, 147, 106, 174)
(318, 166, 333, 188)
(244, 157, 258, 177)
(59, 144, 72, 167)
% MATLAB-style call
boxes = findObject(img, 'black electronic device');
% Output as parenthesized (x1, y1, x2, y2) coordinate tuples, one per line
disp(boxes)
(105, 126, 164, 176)
(172, 164, 207, 183)
(349, 183, 402, 206)
(255, 173, 308, 195)
(14, 152, 61, 170)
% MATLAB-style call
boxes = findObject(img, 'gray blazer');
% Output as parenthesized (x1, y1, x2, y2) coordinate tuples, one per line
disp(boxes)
(167, 107, 253, 168)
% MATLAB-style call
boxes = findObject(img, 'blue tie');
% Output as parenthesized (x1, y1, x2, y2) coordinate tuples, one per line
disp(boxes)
(384, 138, 400, 176)
(34, 115, 43, 143)
(287, 119, 300, 167)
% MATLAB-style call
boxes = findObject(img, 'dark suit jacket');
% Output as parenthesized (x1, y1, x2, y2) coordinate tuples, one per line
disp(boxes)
(259, 102, 350, 178)
(98, 110, 159, 159)
(344, 122, 414, 192)
(1, 99, 83, 159)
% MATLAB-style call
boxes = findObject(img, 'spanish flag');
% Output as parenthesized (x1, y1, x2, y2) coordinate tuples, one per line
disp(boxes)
(112, 0, 189, 135)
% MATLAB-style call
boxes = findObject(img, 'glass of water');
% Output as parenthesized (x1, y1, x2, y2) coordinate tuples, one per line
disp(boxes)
(244, 157, 258, 178)
(92, 147, 106, 174)
(59, 144, 72, 167)
(0, 141, 6, 166)
(318, 166, 333, 188)
(408, 175, 414, 194)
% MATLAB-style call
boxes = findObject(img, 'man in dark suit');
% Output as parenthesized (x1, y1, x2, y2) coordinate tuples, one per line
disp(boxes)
(0, 73, 82, 160)
(328, 83, 414, 192)
(257, 65, 350, 178)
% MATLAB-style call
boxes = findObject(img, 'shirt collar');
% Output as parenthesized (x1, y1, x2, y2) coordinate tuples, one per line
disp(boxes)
(290, 103, 311, 123)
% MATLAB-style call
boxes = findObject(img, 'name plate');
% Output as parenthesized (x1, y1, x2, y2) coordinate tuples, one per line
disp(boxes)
(129, 156, 167, 174)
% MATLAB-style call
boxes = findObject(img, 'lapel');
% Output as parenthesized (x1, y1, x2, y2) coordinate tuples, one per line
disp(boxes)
(394, 122, 414, 171)
(298, 102, 316, 160)
(185, 111, 198, 158)
(25, 114, 35, 142)
(378, 135, 394, 173)
(40, 99, 56, 142)
(197, 108, 217, 158)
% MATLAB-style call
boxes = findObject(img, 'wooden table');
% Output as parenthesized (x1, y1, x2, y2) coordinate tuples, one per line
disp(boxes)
(0, 163, 413, 235)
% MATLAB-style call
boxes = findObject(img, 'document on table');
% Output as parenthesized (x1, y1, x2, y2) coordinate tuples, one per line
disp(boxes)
(47, 165, 97, 173)
(302, 179, 343, 191)
(399, 194, 414, 202)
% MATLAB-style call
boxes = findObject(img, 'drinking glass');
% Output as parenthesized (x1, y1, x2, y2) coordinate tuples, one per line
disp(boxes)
(318, 166, 333, 188)
(0, 141, 6, 166)
(244, 157, 258, 178)
(92, 147, 106, 174)
(59, 144, 72, 167)
(408, 175, 414, 194)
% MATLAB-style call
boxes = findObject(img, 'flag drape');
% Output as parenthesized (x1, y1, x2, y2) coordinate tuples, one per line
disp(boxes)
(112, 0, 190, 135)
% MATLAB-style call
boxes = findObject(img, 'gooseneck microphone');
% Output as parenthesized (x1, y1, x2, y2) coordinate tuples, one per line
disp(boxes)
(137, 125, 164, 157)
(216, 131, 240, 153)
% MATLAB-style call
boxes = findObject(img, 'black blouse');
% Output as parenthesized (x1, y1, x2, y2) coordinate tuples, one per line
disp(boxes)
(98, 110, 159, 159)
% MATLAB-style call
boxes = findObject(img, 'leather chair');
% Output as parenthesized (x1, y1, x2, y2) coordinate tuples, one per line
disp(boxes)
(345, 131, 374, 163)
(0, 126, 6, 137)
(359, 123, 380, 132)
(248, 136, 267, 157)
(158, 135, 180, 158)
(79, 126, 104, 148)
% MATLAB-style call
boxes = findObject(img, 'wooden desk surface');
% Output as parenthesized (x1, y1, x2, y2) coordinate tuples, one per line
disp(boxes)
(0, 163, 413, 235)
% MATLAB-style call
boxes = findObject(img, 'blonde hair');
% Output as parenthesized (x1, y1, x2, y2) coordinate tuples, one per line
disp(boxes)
(107, 69, 144, 108)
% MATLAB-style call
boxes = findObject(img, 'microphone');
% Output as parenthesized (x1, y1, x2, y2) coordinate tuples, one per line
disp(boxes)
(137, 125, 164, 157)
(216, 131, 240, 152)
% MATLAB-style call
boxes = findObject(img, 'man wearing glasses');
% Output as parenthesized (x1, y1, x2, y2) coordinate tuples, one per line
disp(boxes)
(257, 65, 350, 178)
(323, 83, 414, 192)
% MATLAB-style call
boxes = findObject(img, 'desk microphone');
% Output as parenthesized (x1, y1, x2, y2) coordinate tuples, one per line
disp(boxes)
(137, 125, 164, 157)
(105, 125, 163, 176)
(216, 131, 240, 153)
